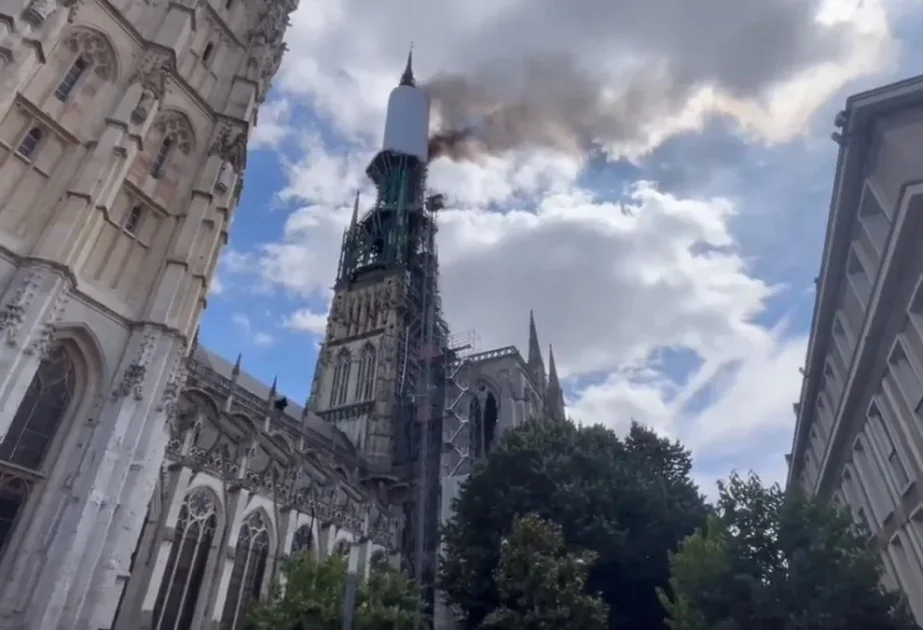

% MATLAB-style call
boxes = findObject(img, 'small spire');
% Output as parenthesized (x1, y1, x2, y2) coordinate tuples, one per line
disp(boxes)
(400, 45, 415, 86)
(350, 190, 360, 228)
(527, 310, 547, 392)
(268, 376, 277, 403)
(231, 353, 242, 380)
(548, 345, 560, 389)
(546, 344, 566, 421)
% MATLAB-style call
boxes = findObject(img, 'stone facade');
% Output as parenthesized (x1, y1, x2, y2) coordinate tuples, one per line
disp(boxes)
(0, 0, 302, 625)
(0, 0, 570, 627)
(111, 347, 399, 630)
(788, 73, 923, 622)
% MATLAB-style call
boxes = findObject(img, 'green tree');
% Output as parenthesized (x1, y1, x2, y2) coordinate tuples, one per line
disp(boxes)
(659, 471, 919, 630)
(356, 563, 422, 630)
(440, 418, 708, 629)
(480, 513, 607, 630)
(247, 550, 421, 630)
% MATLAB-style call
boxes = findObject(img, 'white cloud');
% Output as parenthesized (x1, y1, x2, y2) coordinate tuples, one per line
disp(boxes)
(209, 275, 224, 296)
(239, 136, 798, 457)
(231, 313, 275, 347)
(251, 99, 292, 149)
(274, 0, 894, 158)
(285, 308, 329, 335)
(254, 332, 275, 347)
(225, 0, 916, 479)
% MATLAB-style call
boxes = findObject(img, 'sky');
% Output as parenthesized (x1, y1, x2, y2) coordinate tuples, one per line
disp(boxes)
(201, 0, 923, 496)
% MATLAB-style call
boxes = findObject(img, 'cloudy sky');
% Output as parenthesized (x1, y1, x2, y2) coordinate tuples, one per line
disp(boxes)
(202, 0, 923, 494)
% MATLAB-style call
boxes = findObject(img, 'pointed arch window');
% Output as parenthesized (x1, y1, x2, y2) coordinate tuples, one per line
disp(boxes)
(150, 136, 174, 179)
(0, 344, 76, 470)
(221, 510, 270, 630)
(329, 349, 351, 407)
(152, 489, 218, 630)
(291, 524, 313, 555)
(0, 343, 76, 563)
(15, 127, 43, 161)
(354, 344, 377, 401)
(469, 389, 499, 460)
(54, 56, 88, 102)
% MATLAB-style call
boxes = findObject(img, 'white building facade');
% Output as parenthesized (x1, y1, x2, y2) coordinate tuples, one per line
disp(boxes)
(788, 74, 923, 622)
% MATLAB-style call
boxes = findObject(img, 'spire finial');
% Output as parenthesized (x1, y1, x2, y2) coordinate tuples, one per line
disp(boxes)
(400, 44, 415, 86)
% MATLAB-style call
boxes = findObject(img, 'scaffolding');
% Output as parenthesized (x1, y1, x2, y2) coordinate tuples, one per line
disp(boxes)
(387, 192, 448, 630)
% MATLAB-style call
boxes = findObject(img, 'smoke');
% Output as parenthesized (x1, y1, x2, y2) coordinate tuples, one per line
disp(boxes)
(421, 0, 870, 162)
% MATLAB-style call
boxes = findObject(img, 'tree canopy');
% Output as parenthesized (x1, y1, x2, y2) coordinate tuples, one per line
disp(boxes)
(659, 471, 919, 630)
(246, 549, 421, 630)
(480, 513, 608, 630)
(440, 417, 709, 629)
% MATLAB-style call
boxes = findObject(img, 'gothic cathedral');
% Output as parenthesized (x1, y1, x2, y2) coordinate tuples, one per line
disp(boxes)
(0, 2, 565, 629)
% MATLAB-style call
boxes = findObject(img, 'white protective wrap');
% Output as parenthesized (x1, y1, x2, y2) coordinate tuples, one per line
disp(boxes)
(382, 85, 431, 161)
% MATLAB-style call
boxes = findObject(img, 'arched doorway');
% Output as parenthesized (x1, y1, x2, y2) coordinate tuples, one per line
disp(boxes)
(0, 344, 77, 561)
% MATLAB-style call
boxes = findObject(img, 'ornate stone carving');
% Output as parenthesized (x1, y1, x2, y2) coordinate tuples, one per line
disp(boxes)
(153, 110, 194, 154)
(246, 0, 295, 101)
(62, 26, 114, 79)
(24, 288, 68, 358)
(112, 326, 158, 401)
(129, 52, 172, 124)
(60, 0, 79, 22)
(22, 0, 56, 26)
(209, 122, 247, 173)
(156, 342, 188, 419)
(0, 268, 44, 348)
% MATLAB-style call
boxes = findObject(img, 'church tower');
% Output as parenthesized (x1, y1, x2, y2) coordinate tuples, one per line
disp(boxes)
(0, 0, 295, 626)
(308, 50, 440, 476)
(307, 51, 446, 599)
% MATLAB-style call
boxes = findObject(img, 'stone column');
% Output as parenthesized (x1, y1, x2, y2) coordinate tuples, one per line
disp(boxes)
(205, 485, 250, 626)
(1, 326, 178, 630)
(135, 465, 195, 629)
(83, 340, 187, 629)
(0, 264, 70, 430)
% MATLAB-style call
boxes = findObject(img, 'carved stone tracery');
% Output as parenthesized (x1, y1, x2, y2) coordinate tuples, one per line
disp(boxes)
(209, 122, 248, 173)
(166, 361, 402, 548)
(62, 27, 115, 79)
(129, 51, 172, 124)
(153, 110, 194, 154)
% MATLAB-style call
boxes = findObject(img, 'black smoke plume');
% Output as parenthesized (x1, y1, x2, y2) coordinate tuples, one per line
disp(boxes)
(421, 0, 860, 163)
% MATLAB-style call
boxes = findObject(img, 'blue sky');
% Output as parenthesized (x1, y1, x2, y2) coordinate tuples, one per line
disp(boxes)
(202, 0, 919, 492)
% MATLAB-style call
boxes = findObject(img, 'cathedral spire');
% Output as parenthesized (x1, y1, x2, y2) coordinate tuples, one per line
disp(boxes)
(350, 190, 360, 228)
(400, 46, 415, 86)
(527, 310, 547, 392)
(546, 344, 566, 421)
